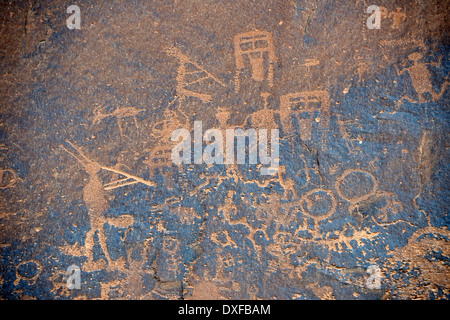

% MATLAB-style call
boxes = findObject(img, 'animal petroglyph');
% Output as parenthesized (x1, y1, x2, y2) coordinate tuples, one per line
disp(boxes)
(234, 31, 276, 92)
(92, 105, 145, 138)
(336, 114, 362, 155)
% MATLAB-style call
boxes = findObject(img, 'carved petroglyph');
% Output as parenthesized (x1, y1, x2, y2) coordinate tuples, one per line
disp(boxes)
(336, 114, 362, 155)
(367, 191, 405, 225)
(385, 226, 450, 299)
(278, 165, 299, 199)
(298, 188, 337, 222)
(370, 5, 407, 31)
(155, 197, 202, 225)
(388, 7, 407, 30)
(165, 46, 225, 106)
(219, 190, 270, 259)
(234, 31, 276, 92)
(296, 153, 322, 189)
(280, 91, 330, 141)
(151, 109, 188, 141)
(146, 109, 188, 180)
(7, 12, 446, 299)
(60, 141, 111, 269)
(380, 38, 424, 49)
(244, 94, 277, 130)
(0, 168, 17, 189)
(14, 260, 42, 286)
(92, 105, 145, 138)
(155, 236, 182, 281)
(300, 58, 320, 91)
(336, 169, 406, 227)
(60, 141, 154, 270)
(121, 239, 155, 299)
(355, 56, 369, 83)
(395, 52, 448, 104)
(336, 169, 378, 204)
(316, 225, 380, 252)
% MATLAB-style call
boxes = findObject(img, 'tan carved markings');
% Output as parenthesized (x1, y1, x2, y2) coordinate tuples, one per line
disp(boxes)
(60, 141, 154, 270)
(278, 165, 298, 199)
(388, 7, 407, 30)
(300, 58, 320, 91)
(380, 38, 424, 49)
(165, 46, 225, 106)
(296, 153, 322, 189)
(219, 190, 269, 259)
(146, 109, 188, 179)
(234, 31, 276, 92)
(377, 6, 407, 31)
(336, 169, 407, 226)
(0, 168, 17, 189)
(385, 226, 450, 299)
(395, 52, 448, 104)
(355, 55, 369, 83)
(60, 141, 111, 269)
(313, 225, 380, 253)
(155, 236, 182, 282)
(92, 105, 145, 138)
(280, 90, 330, 141)
(335, 169, 378, 204)
(336, 114, 362, 155)
(120, 239, 155, 300)
(152, 196, 202, 225)
(297, 188, 337, 222)
(14, 260, 42, 286)
(243, 93, 277, 130)
(366, 191, 406, 226)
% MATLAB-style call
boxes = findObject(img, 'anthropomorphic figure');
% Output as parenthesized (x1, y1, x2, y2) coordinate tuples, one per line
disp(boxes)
(61, 141, 112, 269)
(396, 52, 448, 104)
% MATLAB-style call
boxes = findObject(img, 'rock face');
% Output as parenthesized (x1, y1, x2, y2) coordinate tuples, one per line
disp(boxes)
(0, 0, 448, 300)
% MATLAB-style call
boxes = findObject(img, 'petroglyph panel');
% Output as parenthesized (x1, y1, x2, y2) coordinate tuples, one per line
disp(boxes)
(0, 0, 448, 300)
